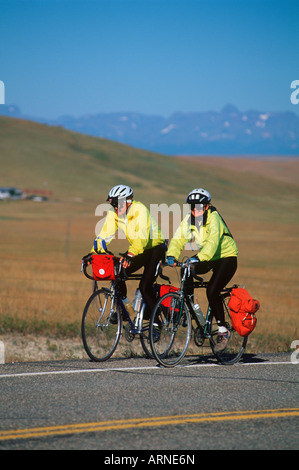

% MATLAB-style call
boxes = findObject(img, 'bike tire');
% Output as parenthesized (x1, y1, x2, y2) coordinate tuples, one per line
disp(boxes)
(149, 292, 191, 367)
(208, 296, 248, 365)
(139, 329, 154, 359)
(81, 288, 122, 362)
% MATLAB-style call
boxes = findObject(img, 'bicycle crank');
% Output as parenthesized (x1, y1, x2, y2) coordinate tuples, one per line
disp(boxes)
(194, 326, 205, 347)
(124, 323, 135, 342)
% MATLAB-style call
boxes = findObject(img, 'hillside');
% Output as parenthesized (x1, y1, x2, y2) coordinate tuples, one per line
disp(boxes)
(1, 116, 298, 224)
(1, 104, 299, 155)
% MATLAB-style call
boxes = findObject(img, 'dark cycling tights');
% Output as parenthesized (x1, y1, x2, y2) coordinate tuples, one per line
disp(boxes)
(120, 244, 166, 319)
(185, 257, 237, 327)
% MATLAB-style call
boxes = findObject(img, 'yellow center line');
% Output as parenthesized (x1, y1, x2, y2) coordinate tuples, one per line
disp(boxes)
(0, 408, 298, 441)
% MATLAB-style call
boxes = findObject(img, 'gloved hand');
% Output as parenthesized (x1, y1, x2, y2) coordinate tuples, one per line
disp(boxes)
(81, 252, 93, 266)
(186, 256, 199, 266)
(120, 252, 135, 269)
(166, 256, 178, 266)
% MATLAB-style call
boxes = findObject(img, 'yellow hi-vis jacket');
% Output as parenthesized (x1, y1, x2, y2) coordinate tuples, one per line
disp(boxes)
(166, 206, 238, 262)
(93, 200, 165, 256)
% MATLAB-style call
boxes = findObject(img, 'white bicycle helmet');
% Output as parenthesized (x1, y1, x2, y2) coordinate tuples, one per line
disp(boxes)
(186, 188, 211, 205)
(107, 185, 134, 207)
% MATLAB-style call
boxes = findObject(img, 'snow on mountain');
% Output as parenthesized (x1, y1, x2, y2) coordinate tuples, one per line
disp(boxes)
(0, 104, 298, 155)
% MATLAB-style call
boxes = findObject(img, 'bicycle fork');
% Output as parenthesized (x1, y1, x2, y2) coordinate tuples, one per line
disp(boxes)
(166, 295, 185, 331)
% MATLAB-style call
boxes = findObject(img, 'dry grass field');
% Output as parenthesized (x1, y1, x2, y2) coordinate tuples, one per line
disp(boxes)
(0, 117, 298, 361)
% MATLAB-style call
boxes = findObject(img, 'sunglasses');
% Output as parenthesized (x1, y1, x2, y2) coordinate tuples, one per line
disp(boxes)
(108, 198, 127, 210)
(190, 203, 204, 211)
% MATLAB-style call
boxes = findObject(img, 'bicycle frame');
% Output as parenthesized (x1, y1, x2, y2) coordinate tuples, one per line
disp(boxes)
(169, 264, 237, 343)
(149, 263, 248, 367)
(81, 252, 171, 361)
(109, 276, 157, 338)
(173, 264, 208, 330)
(117, 291, 148, 335)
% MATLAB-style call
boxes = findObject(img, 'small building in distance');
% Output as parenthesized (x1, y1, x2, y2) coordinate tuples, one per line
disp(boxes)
(0, 187, 24, 201)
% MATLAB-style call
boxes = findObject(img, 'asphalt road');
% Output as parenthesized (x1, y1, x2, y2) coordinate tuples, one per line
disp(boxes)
(0, 352, 298, 452)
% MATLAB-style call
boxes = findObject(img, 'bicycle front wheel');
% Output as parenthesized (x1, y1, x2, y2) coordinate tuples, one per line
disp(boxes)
(149, 292, 191, 367)
(208, 296, 248, 365)
(81, 288, 122, 362)
(139, 328, 154, 359)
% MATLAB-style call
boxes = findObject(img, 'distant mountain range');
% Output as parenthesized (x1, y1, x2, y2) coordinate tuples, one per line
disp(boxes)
(1, 104, 299, 156)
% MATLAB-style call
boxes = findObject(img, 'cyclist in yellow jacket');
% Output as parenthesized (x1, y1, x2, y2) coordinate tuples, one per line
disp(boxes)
(91, 185, 166, 319)
(166, 188, 238, 351)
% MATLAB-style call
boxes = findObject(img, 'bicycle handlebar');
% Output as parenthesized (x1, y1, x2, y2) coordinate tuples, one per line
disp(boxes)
(81, 253, 171, 284)
(161, 261, 205, 284)
(81, 258, 143, 281)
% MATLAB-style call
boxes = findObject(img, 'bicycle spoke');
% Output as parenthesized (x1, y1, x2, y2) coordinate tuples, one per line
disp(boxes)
(81, 288, 122, 362)
(149, 292, 191, 367)
(139, 325, 154, 359)
(209, 298, 247, 364)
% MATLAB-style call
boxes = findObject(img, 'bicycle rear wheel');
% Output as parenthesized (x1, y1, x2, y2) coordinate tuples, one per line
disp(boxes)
(81, 288, 122, 362)
(149, 292, 191, 367)
(137, 304, 154, 359)
(208, 295, 247, 365)
(139, 327, 154, 359)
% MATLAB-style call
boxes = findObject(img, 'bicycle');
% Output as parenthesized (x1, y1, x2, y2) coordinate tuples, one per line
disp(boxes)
(149, 262, 248, 367)
(81, 252, 169, 362)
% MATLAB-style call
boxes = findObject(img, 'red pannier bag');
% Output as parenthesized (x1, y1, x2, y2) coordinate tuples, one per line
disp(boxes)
(228, 287, 260, 336)
(160, 285, 180, 307)
(91, 254, 118, 281)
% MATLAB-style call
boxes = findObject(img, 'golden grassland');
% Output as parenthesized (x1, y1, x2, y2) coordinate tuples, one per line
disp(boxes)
(0, 117, 299, 361)
(0, 187, 299, 360)
(1, 209, 298, 360)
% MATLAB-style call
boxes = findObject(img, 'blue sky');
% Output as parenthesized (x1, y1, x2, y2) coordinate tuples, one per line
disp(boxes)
(1, 0, 298, 118)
